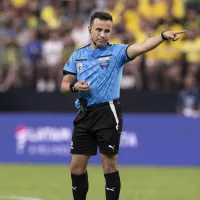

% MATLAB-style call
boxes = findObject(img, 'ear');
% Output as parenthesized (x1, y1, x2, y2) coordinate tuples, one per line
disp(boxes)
(88, 26, 91, 34)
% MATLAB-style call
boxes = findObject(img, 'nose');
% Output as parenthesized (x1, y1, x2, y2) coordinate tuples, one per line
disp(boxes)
(100, 31, 105, 38)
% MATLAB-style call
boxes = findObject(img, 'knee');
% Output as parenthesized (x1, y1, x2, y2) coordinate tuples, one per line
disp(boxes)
(101, 154, 118, 174)
(103, 164, 117, 174)
(70, 163, 87, 175)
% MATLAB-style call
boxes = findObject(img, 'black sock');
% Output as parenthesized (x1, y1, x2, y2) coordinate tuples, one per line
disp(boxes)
(104, 170, 121, 200)
(71, 171, 88, 200)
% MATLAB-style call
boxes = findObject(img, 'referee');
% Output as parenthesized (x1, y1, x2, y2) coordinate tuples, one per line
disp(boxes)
(61, 11, 186, 200)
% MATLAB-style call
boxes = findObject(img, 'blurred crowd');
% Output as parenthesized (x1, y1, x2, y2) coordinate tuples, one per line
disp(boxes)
(0, 0, 199, 93)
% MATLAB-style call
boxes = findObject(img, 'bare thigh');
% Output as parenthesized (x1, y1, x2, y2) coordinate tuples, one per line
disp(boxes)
(70, 154, 90, 175)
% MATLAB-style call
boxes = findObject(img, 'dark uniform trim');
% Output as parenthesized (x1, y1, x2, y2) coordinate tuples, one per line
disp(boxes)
(75, 43, 112, 52)
(75, 44, 90, 51)
(75, 59, 87, 61)
(63, 70, 77, 76)
(126, 44, 135, 60)
(98, 54, 112, 58)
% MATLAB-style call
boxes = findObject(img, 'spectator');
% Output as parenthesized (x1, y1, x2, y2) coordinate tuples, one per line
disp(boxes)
(176, 75, 200, 117)
(104, 0, 124, 25)
(70, 15, 89, 48)
(22, 29, 42, 88)
(0, 36, 22, 92)
(0, 0, 199, 93)
(39, 30, 63, 92)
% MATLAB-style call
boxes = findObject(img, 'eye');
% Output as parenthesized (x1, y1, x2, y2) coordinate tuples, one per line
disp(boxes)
(105, 30, 110, 33)
(96, 28, 102, 32)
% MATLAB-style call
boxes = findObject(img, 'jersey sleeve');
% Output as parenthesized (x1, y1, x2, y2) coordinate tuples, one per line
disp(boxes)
(63, 51, 77, 75)
(114, 44, 134, 66)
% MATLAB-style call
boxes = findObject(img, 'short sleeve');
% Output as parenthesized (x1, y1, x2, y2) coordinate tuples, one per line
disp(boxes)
(63, 51, 77, 75)
(114, 44, 133, 66)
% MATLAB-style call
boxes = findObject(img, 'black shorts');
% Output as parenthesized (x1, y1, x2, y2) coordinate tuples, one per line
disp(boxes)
(70, 99, 123, 156)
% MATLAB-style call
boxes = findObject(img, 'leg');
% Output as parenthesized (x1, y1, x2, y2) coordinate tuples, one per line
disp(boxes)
(70, 111, 98, 200)
(70, 106, 100, 200)
(71, 154, 90, 200)
(100, 154, 121, 200)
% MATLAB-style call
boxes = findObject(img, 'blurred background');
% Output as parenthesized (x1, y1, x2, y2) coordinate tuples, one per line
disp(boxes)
(0, 0, 200, 200)
(0, 0, 199, 114)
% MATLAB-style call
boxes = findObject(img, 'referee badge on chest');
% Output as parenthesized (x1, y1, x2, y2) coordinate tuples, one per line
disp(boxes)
(76, 62, 83, 73)
(99, 57, 110, 69)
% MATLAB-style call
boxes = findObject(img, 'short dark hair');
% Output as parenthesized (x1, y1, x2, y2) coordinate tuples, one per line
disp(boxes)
(90, 11, 113, 25)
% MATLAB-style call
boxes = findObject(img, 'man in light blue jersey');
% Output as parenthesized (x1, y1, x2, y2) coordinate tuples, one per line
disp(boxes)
(61, 11, 186, 200)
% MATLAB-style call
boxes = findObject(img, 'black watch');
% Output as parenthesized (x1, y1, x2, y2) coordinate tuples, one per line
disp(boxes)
(161, 31, 168, 41)
(69, 83, 78, 92)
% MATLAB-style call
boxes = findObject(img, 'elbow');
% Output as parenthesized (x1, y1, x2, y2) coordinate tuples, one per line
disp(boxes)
(60, 87, 68, 94)
(60, 83, 69, 94)
(60, 87, 65, 93)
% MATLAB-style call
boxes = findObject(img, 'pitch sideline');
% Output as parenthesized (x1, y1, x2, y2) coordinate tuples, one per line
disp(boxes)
(0, 195, 44, 200)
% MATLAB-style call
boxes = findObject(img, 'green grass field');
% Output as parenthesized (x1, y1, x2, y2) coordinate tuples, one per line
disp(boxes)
(0, 165, 200, 200)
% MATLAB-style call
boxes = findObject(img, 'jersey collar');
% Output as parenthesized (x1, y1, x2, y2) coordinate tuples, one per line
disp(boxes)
(89, 43, 110, 58)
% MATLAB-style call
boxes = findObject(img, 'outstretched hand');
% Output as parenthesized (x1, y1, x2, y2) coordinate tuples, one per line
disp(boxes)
(162, 30, 186, 42)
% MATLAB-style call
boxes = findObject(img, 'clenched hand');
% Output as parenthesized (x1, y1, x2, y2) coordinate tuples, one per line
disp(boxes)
(74, 80, 90, 91)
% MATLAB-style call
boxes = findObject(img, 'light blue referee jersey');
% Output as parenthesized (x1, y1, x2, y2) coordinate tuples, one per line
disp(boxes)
(63, 43, 132, 109)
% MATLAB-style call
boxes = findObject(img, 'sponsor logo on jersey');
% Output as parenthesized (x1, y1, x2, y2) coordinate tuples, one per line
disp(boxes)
(76, 62, 83, 73)
(99, 57, 110, 69)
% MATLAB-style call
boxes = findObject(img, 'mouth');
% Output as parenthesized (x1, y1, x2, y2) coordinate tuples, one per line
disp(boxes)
(97, 40, 106, 43)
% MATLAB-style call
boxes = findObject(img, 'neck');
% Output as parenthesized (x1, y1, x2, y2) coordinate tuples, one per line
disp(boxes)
(90, 42, 98, 50)
(90, 42, 108, 50)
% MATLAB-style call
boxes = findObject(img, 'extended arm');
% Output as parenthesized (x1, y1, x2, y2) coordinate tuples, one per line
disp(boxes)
(127, 30, 186, 59)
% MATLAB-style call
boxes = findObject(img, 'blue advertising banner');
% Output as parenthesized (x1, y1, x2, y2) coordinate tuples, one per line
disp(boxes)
(0, 113, 199, 166)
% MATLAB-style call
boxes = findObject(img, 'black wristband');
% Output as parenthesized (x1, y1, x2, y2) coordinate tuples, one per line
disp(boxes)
(161, 31, 168, 41)
(69, 83, 78, 92)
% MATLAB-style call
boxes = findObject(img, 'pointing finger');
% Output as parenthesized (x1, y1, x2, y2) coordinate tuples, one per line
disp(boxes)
(174, 30, 186, 35)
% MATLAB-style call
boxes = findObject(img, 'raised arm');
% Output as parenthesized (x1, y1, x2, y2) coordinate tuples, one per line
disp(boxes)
(127, 30, 186, 60)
